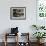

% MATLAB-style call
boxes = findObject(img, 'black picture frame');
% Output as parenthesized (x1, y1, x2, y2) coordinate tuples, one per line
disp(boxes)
(10, 7, 26, 20)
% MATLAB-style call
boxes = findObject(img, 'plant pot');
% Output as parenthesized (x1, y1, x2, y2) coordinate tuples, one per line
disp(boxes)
(37, 39, 40, 43)
(40, 39, 45, 43)
(37, 39, 45, 44)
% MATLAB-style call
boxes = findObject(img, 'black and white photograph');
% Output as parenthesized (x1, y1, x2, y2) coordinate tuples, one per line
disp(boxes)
(10, 7, 26, 20)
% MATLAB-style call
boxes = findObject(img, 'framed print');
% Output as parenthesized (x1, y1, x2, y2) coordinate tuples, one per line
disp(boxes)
(10, 7, 26, 20)
(36, 0, 46, 26)
(37, 0, 46, 19)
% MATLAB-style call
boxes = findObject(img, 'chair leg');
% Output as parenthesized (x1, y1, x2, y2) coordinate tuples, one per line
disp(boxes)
(4, 33, 7, 46)
(4, 41, 7, 46)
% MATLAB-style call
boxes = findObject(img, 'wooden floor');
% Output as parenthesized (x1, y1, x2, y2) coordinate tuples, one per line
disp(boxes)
(0, 42, 46, 46)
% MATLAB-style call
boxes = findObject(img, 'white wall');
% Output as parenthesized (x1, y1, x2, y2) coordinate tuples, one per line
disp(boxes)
(0, 0, 37, 42)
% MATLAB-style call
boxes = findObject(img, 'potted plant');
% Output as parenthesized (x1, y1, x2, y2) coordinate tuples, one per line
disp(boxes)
(33, 32, 46, 43)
